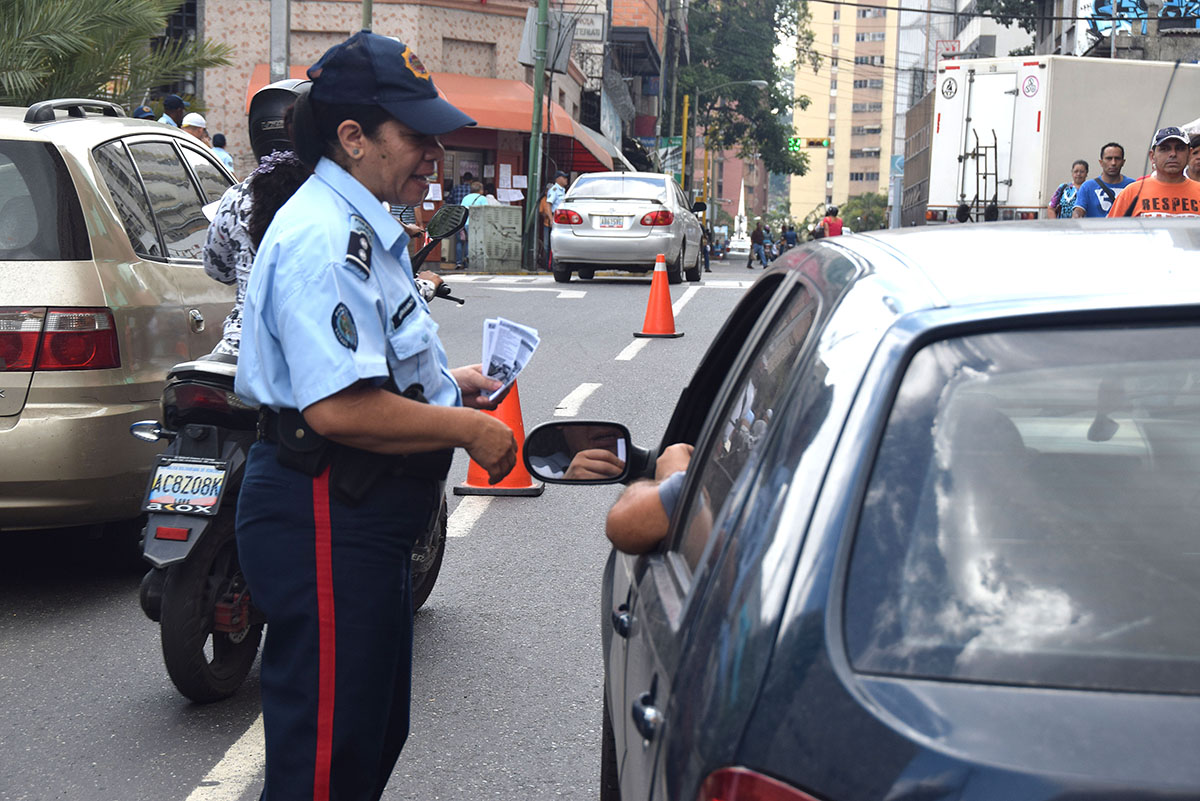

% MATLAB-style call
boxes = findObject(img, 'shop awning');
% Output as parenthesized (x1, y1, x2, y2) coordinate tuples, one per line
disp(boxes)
(431, 73, 612, 171)
(576, 123, 636, 171)
(245, 66, 613, 171)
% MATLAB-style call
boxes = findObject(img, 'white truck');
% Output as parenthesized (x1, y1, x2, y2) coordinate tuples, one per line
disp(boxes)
(924, 55, 1200, 223)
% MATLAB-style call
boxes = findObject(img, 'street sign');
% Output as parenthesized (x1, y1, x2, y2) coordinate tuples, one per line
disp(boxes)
(574, 13, 606, 42)
(935, 39, 960, 59)
(890, 154, 905, 176)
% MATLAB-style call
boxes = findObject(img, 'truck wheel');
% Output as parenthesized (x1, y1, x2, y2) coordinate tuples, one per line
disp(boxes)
(578, 268, 595, 280)
(159, 514, 263, 704)
(411, 496, 447, 611)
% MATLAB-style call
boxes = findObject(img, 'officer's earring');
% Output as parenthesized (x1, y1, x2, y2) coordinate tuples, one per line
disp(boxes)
(352, 148, 361, 157)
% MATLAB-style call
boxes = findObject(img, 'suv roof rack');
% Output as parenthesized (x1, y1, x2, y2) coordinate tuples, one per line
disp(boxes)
(25, 99, 125, 124)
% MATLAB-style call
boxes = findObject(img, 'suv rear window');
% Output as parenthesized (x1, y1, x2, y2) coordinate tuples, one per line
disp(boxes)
(846, 325, 1200, 694)
(0, 141, 89, 260)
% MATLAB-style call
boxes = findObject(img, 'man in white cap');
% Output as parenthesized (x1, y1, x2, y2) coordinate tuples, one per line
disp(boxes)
(181, 112, 211, 146)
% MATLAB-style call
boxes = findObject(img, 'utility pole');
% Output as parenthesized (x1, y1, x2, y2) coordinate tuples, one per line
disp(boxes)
(680, 94, 689, 187)
(269, 0, 290, 83)
(523, 0, 551, 270)
(363, 0, 373, 31)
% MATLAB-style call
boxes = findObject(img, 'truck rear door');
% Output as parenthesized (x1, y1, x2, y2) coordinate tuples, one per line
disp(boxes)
(958, 67, 1017, 206)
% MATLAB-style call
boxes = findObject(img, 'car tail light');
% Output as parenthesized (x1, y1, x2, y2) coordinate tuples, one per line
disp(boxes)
(640, 210, 675, 226)
(1017, 211, 1038, 220)
(0, 307, 119, 371)
(698, 767, 822, 801)
(554, 209, 583, 224)
(925, 209, 947, 222)
(0, 308, 44, 371)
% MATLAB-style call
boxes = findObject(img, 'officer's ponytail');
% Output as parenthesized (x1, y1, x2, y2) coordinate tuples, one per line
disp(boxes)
(292, 91, 392, 170)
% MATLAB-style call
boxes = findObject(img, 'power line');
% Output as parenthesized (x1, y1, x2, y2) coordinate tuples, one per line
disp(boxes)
(804, 0, 1164, 24)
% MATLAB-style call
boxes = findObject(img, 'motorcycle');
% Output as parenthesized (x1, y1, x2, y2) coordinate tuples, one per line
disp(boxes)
(131, 205, 468, 703)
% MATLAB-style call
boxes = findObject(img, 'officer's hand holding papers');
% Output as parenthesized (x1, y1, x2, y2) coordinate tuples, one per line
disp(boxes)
(482, 317, 540, 402)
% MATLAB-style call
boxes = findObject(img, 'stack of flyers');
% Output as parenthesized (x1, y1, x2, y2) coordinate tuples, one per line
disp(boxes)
(482, 317, 540, 401)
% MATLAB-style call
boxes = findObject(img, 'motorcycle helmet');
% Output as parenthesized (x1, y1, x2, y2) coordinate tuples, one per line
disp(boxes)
(248, 78, 311, 159)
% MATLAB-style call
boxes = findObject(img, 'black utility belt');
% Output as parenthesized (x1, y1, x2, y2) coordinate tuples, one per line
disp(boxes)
(259, 407, 452, 504)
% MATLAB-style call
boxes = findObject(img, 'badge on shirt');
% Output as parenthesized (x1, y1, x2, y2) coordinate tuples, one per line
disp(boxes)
(391, 296, 416, 330)
(332, 303, 358, 351)
(345, 215, 373, 280)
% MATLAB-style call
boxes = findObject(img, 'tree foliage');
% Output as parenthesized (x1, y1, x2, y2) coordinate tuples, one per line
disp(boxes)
(976, 0, 1041, 33)
(0, 0, 231, 109)
(840, 192, 889, 232)
(682, 0, 821, 176)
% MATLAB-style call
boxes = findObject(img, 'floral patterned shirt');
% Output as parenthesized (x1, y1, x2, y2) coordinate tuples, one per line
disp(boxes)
(203, 181, 254, 354)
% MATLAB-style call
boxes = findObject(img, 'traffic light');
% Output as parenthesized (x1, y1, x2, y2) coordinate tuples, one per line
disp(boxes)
(788, 137, 832, 150)
(787, 137, 801, 152)
(807, 138, 831, 148)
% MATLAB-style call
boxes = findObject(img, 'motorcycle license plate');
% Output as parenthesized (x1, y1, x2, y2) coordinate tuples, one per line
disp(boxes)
(599, 216, 623, 228)
(142, 456, 229, 516)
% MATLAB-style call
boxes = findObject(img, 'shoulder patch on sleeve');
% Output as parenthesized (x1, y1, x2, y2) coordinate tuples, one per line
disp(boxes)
(332, 302, 358, 350)
(344, 214, 374, 280)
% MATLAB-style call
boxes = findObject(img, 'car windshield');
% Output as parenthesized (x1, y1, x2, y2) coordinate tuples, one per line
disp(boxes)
(568, 175, 667, 202)
(0, 140, 89, 261)
(846, 325, 1200, 694)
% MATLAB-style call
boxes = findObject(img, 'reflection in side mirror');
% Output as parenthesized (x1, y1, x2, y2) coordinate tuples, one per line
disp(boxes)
(425, 205, 468, 239)
(524, 421, 632, 484)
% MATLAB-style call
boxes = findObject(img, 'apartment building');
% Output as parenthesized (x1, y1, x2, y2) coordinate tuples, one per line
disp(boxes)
(790, 1, 899, 223)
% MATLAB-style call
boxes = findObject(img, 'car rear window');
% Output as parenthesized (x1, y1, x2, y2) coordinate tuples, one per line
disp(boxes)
(568, 175, 666, 201)
(845, 325, 1200, 694)
(0, 140, 89, 260)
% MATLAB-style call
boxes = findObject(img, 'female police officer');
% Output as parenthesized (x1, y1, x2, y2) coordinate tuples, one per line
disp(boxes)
(233, 32, 517, 801)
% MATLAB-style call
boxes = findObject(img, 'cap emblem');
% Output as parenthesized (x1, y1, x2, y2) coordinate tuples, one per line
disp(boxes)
(401, 46, 431, 81)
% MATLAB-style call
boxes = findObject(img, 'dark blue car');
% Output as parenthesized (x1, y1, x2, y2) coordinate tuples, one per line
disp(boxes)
(524, 219, 1200, 801)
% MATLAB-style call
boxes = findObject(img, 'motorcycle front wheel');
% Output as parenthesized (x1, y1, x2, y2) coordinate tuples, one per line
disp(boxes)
(159, 514, 263, 704)
(411, 495, 448, 611)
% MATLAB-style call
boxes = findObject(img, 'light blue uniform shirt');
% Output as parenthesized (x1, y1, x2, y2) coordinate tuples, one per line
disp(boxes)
(235, 157, 461, 413)
(158, 114, 179, 127)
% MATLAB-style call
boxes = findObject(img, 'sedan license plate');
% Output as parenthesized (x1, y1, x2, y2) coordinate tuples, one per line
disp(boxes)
(599, 216, 623, 229)
(142, 456, 229, 516)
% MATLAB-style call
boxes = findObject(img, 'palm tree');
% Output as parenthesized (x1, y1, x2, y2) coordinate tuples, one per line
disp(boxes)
(0, 0, 230, 110)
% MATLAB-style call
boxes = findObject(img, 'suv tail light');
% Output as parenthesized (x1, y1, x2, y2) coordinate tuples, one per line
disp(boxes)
(699, 768, 822, 801)
(640, 210, 675, 226)
(0, 307, 119, 371)
(554, 209, 583, 224)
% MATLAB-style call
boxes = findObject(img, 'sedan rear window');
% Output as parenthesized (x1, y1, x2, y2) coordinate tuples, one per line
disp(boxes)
(568, 175, 666, 201)
(0, 141, 89, 260)
(846, 325, 1200, 694)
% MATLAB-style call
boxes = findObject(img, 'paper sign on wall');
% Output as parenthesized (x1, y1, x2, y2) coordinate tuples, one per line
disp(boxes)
(483, 164, 495, 178)
(426, 183, 443, 201)
(512, 175, 527, 189)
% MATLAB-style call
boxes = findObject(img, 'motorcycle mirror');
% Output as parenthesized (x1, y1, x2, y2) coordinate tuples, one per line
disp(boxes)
(425, 205, 467, 239)
(523, 421, 637, 485)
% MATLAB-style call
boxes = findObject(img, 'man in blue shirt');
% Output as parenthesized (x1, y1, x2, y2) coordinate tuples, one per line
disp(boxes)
(448, 170, 473, 205)
(547, 169, 569, 212)
(210, 133, 236, 173)
(1073, 142, 1134, 218)
(158, 94, 188, 127)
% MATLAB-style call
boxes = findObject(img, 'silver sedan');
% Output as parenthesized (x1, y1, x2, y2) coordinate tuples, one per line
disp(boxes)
(549, 171, 705, 284)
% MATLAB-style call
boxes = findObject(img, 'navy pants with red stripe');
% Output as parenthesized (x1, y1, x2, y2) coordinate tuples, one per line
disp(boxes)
(237, 441, 439, 801)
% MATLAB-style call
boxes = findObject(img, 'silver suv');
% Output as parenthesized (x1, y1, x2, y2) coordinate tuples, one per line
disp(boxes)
(0, 99, 235, 531)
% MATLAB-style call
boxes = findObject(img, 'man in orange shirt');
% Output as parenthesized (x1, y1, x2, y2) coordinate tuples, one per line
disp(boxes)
(1108, 127, 1200, 218)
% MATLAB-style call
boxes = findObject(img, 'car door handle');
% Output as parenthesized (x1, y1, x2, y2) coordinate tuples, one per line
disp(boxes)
(631, 691, 663, 742)
(188, 309, 205, 332)
(611, 603, 631, 638)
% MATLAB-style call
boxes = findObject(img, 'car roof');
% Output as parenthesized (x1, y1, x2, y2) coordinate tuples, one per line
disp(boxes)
(835, 219, 1200, 311)
(0, 105, 180, 147)
(573, 171, 667, 181)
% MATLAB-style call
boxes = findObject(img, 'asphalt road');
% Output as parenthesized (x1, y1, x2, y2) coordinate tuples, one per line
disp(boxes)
(0, 257, 756, 801)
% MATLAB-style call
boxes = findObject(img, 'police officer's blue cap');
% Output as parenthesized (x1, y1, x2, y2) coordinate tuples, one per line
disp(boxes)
(307, 32, 475, 135)
(132, 105, 156, 119)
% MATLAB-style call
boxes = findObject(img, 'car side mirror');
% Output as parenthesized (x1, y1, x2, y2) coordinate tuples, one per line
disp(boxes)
(691, 201, 707, 214)
(523, 421, 649, 484)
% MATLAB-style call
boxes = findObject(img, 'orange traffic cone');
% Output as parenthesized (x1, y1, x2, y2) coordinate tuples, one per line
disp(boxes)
(633, 253, 683, 339)
(454, 381, 545, 496)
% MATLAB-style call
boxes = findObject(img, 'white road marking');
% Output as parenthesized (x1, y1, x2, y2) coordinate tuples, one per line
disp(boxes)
(447, 495, 493, 538)
(555, 382, 602, 417)
(185, 715, 264, 801)
(477, 286, 586, 299)
(615, 339, 650, 361)
(672, 286, 701, 315)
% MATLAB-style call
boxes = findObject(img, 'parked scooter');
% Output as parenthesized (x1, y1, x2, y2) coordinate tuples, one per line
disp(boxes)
(131, 205, 468, 703)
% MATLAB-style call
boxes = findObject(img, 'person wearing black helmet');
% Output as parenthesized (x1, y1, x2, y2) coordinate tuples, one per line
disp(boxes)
(233, 33, 518, 801)
(818, 205, 844, 237)
(202, 79, 315, 356)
